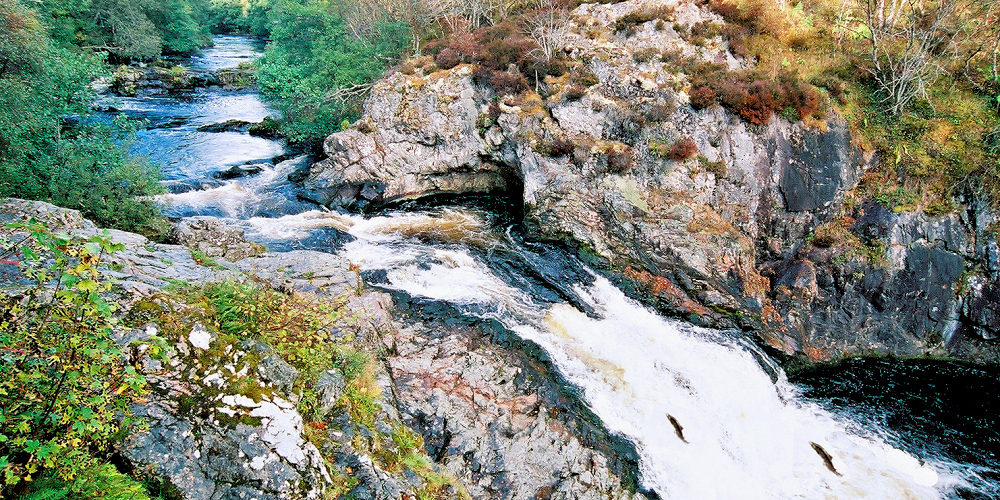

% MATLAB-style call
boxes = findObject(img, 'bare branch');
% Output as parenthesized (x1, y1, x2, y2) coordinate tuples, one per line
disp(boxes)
(522, 0, 569, 63)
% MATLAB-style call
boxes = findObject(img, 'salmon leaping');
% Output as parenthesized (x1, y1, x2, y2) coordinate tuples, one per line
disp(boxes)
(810, 442, 842, 476)
(667, 414, 688, 444)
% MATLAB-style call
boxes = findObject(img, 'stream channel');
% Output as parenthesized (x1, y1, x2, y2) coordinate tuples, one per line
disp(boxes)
(105, 35, 1000, 500)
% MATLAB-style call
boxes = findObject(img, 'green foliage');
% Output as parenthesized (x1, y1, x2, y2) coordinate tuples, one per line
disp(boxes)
(145, 0, 213, 55)
(186, 280, 348, 384)
(0, 1, 164, 233)
(21, 461, 152, 500)
(255, 0, 409, 145)
(189, 249, 224, 269)
(0, 221, 147, 496)
(206, 0, 271, 35)
(35, 0, 212, 60)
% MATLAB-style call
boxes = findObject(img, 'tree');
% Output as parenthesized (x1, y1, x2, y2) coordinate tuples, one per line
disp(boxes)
(88, 0, 163, 59)
(856, 0, 995, 115)
(1, 0, 164, 232)
(256, 0, 409, 145)
(522, 0, 568, 63)
(0, 223, 149, 497)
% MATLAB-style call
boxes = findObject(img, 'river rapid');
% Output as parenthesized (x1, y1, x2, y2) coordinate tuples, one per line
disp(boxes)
(120, 35, 1000, 500)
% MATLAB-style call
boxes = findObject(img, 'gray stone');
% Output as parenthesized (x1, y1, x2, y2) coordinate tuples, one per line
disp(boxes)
(316, 370, 346, 414)
(258, 354, 299, 393)
(214, 163, 268, 180)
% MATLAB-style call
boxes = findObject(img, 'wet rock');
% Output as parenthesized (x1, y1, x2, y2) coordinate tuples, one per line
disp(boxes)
(213, 162, 269, 179)
(164, 178, 227, 194)
(198, 119, 253, 133)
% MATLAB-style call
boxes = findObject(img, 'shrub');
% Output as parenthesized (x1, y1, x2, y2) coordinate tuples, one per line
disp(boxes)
(569, 65, 600, 87)
(699, 155, 728, 177)
(482, 37, 532, 71)
(435, 47, 462, 70)
(472, 66, 528, 96)
(649, 138, 670, 158)
(811, 75, 847, 104)
(691, 21, 722, 39)
(492, 71, 529, 95)
(564, 84, 586, 100)
(667, 136, 698, 160)
(633, 47, 661, 63)
(736, 81, 776, 125)
(548, 137, 576, 156)
(606, 144, 635, 172)
(520, 55, 568, 81)
(788, 82, 821, 120)
(718, 79, 749, 110)
(690, 86, 717, 110)
(614, 5, 675, 35)
(708, 0, 782, 37)
(721, 24, 751, 58)
(0, 222, 148, 496)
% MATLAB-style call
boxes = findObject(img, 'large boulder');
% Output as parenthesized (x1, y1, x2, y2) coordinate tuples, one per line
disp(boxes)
(300, 66, 517, 212)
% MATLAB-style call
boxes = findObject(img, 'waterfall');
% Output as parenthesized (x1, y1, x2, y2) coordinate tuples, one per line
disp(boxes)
(323, 207, 952, 500)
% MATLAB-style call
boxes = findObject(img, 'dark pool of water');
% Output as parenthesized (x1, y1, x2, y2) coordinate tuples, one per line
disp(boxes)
(792, 358, 1000, 499)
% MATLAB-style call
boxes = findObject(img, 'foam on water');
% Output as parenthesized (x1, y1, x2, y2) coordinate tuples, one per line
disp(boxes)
(157, 155, 312, 219)
(342, 209, 955, 500)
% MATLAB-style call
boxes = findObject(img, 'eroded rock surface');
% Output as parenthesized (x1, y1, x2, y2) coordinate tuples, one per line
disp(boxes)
(300, 65, 516, 211)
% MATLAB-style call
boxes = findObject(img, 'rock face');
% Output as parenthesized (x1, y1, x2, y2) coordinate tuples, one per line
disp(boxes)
(767, 200, 1000, 363)
(300, 65, 516, 211)
(122, 326, 331, 500)
(299, 0, 1000, 363)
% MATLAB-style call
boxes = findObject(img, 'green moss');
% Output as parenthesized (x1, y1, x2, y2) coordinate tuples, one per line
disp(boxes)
(190, 249, 224, 268)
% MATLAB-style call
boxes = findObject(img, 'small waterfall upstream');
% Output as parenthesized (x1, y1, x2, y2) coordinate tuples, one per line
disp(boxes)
(123, 34, 995, 500)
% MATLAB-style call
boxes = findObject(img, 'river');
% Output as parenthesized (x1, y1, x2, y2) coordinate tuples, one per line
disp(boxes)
(117, 35, 1000, 500)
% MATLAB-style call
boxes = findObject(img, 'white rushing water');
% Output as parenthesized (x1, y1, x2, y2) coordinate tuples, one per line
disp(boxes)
(285, 208, 955, 500)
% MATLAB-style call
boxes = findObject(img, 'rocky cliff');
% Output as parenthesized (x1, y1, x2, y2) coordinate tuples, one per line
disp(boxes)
(298, 0, 1000, 364)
